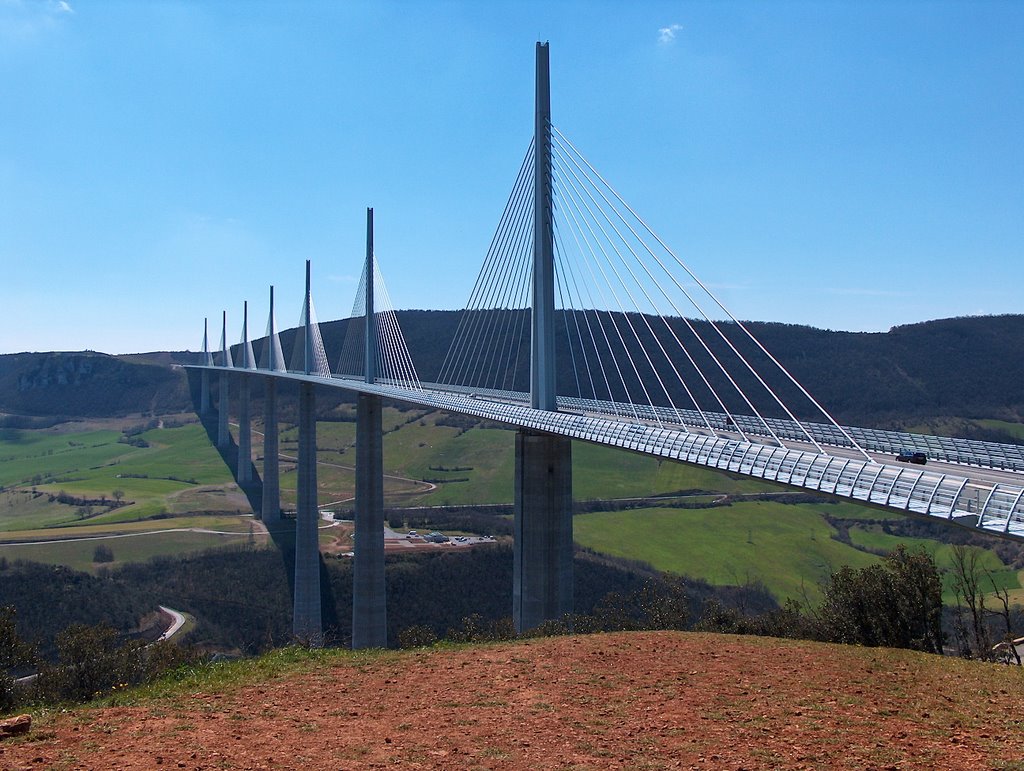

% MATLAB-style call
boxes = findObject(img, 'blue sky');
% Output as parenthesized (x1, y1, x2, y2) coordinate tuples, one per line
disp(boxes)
(1, 0, 1021, 355)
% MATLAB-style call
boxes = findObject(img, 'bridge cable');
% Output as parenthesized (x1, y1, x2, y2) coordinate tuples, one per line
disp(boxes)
(552, 142, 741, 435)
(554, 127, 870, 460)
(437, 141, 534, 389)
(553, 130, 813, 449)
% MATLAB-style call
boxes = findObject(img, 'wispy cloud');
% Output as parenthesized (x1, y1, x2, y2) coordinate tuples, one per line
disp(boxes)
(0, 0, 74, 42)
(658, 23, 682, 45)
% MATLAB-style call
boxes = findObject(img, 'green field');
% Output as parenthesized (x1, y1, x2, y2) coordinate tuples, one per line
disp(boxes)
(574, 501, 883, 603)
(2, 411, 1020, 609)
(974, 419, 1024, 441)
(0, 529, 265, 573)
(848, 525, 1020, 603)
(574, 499, 1022, 605)
(0, 422, 254, 570)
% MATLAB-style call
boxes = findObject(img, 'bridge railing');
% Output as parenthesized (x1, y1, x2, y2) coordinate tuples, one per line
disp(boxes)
(422, 381, 1024, 473)
(190, 364, 1024, 540)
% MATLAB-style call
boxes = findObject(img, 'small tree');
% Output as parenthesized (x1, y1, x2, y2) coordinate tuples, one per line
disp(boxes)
(93, 544, 114, 563)
(950, 544, 991, 658)
(0, 606, 36, 711)
(819, 545, 944, 653)
(36, 623, 145, 704)
(112, 489, 125, 504)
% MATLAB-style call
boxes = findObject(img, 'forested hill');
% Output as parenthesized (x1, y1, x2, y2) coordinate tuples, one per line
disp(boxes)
(0, 314, 1021, 434)
(0, 351, 191, 422)
(311, 312, 1024, 430)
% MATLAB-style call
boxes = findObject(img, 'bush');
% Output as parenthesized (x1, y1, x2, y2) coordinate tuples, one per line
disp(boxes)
(818, 545, 944, 653)
(397, 625, 439, 649)
(35, 623, 146, 703)
(446, 614, 516, 644)
(576, 577, 689, 633)
(93, 545, 114, 563)
(0, 606, 36, 712)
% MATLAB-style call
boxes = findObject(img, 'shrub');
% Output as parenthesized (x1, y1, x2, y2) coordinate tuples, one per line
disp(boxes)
(0, 606, 36, 712)
(35, 623, 146, 703)
(397, 625, 439, 649)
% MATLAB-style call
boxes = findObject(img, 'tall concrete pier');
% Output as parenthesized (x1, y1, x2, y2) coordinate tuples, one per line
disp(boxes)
(200, 317, 212, 415)
(261, 377, 279, 520)
(352, 207, 387, 649)
(513, 42, 574, 634)
(261, 285, 285, 521)
(292, 262, 322, 645)
(217, 372, 230, 448)
(513, 430, 573, 632)
(200, 370, 211, 415)
(236, 302, 256, 485)
(293, 381, 322, 644)
(353, 392, 386, 647)
(237, 379, 252, 484)
(217, 311, 232, 449)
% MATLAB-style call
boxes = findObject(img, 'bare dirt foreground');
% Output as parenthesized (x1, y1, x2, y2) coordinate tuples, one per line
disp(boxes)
(3, 631, 1024, 770)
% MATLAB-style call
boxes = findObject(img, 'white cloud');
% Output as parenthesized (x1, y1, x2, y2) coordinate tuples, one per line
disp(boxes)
(658, 23, 682, 45)
(0, 0, 73, 41)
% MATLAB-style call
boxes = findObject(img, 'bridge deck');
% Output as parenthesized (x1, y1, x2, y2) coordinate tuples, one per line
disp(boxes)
(188, 366, 1024, 540)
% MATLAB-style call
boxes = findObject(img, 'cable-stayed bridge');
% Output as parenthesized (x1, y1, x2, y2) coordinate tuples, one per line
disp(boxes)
(186, 43, 1024, 647)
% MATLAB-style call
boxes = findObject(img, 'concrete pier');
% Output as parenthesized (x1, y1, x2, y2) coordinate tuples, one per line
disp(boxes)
(237, 377, 252, 484)
(513, 430, 573, 634)
(200, 370, 210, 415)
(217, 372, 230, 449)
(352, 392, 386, 649)
(293, 381, 322, 645)
(260, 377, 280, 521)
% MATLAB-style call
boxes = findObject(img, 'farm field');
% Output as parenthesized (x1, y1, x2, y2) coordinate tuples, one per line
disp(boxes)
(573, 500, 1022, 605)
(0, 420, 255, 570)
(3, 408, 1021, 606)
(0, 528, 264, 573)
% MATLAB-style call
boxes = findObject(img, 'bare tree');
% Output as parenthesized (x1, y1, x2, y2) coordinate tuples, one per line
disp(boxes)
(950, 545, 991, 659)
(984, 566, 1021, 665)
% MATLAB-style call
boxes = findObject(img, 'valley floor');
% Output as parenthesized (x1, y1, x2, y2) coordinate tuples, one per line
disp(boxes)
(3, 631, 1023, 770)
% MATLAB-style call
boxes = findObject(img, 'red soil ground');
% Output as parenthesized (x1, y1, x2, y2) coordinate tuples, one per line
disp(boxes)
(3, 631, 1023, 770)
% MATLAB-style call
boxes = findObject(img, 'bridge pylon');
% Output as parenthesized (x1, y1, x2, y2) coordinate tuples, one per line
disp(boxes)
(199, 317, 212, 415)
(293, 262, 323, 646)
(514, 41, 574, 633)
(236, 301, 255, 485)
(353, 207, 387, 649)
(261, 286, 283, 521)
(217, 310, 232, 449)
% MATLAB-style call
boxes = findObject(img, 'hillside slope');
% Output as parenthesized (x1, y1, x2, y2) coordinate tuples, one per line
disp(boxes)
(314, 311, 1024, 433)
(4, 631, 1023, 769)
(0, 351, 190, 420)
(2, 313, 1022, 432)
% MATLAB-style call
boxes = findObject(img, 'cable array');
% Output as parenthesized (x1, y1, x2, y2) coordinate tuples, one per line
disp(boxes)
(336, 257, 421, 390)
(437, 142, 535, 392)
(438, 126, 868, 459)
(289, 294, 332, 377)
(261, 299, 286, 373)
